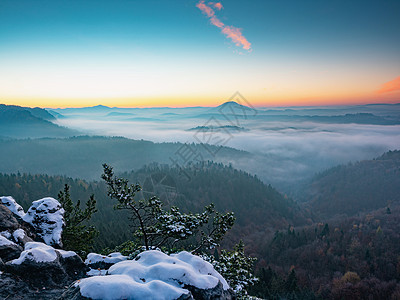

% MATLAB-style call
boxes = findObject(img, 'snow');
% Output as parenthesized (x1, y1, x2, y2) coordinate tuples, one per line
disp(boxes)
(0, 231, 11, 239)
(171, 251, 230, 290)
(77, 275, 190, 300)
(12, 229, 25, 242)
(85, 252, 127, 265)
(87, 268, 108, 276)
(58, 249, 77, 258)
(1, 196, 65, 246)
(0, 235, 16, 246)
(0, 196, 25, 218)
(10, 242, 58, 264)
(76, 250, 229, 300)
(10, 242, 78, 265)
(22, 197, 65, 246)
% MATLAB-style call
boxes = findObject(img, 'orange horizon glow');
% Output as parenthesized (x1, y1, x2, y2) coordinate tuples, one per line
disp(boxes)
(1, 94, 399, 109)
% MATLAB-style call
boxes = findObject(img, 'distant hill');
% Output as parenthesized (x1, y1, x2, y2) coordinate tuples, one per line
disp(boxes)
(187, 125, 248, 132)
(0, 104, 78, 138)
(0, 136, 251, 181)
(0, 162, 308, 252)
(216, 101, 254, 110)
(302, 150, 400, 218)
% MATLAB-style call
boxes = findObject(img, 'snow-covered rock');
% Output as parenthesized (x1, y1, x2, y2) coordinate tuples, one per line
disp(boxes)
(12, 228, 27, 244)
(0, 202, 21, 232)
(87, 268, 108, 276)
(22, 197, 65, 246)
(5, 242, 87, 287)
(85, 252, 128, 270)
(0, 196, 25, 218)
(64, 250, 233, 300)
(0, 231, 11, 239)
(0, 235, 16, 247)
(0, 235, 23, 262)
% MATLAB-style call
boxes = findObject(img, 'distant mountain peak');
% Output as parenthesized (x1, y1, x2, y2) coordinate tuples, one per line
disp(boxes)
(90, 105, 111, 109)
(77, 104, 112, 111)
(217, 101, 251, 110)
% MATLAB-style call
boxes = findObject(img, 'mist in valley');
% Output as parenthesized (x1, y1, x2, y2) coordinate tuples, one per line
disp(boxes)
(51, 103, 400, 194)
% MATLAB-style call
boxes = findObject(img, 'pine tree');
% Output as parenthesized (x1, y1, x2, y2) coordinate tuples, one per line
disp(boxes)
(101, 163, 235, 252)
(58, 184, 98, 257)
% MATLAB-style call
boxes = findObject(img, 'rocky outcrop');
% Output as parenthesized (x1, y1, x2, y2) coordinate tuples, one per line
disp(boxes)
(0, 202, 20, 232)
(61, 250, 234, 300)
(0, 235, 23, 262)
(60, 281, 234, 300)
(5, 242, 87, 287)
(185, 281, 235, 300)
(0, 196, 236, 300)
(0, 272, 68, 299)
(23, 197, 65, 247)
(0, 197, 88, 297)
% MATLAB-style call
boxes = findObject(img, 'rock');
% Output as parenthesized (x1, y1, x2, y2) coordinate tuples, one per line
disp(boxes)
(0, 203, 20, 232)
(0, 235, 23, 262)
(23, 198, 65, 247)
(63, 250, 234, 300)
(60, 282, 234, 300)
(59, 285, 91, 300)
(185, 281, 235, 300)
(5, 242, 88, 288)
(61, 251, 89, 280)
(85, 252, 127, 270)
(0, 200, 39, 245)
(0, 272, 68, 299)
(12, 228, 34, 245)
(0, 196, 25, 218)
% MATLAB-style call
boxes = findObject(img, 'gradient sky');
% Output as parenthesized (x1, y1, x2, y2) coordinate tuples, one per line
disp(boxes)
(0, 0, 399, 108)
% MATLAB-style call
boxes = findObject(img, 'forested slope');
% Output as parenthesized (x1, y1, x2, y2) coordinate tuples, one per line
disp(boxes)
(0, 162, 307, 253)
(0, 104, 77, 138)
(0, 136, 250, 180)
(303, 150, 400, 218)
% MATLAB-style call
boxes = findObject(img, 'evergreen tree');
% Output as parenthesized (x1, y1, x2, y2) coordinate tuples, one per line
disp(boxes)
(58, 184, 98, 256)
(101, 163, 235, 252)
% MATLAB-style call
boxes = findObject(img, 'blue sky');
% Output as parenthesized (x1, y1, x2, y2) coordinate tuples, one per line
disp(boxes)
(0, 0, 399, 107)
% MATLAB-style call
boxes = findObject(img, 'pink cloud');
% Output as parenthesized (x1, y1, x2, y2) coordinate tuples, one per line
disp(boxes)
(196, 0, 215, 18)
(196, 1, 251, 51)
(210, 16, 224, 28)
(222, 26, 251, 50)
(209, 2, 223, 10)
(377, 76, 400, 94)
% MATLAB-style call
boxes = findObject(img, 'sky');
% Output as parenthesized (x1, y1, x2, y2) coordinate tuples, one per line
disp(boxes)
(0, 0, 399, 108)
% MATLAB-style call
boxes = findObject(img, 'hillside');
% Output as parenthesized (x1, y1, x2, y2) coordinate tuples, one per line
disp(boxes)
(0, 104, 78, 138)
(0, 136, 250, 181)
(302, 150, 400, 218)
(252, 205, 400, 299)
(0, 162, 308, 253)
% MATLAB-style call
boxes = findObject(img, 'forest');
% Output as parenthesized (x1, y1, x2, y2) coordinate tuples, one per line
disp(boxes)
(1, 105, 400, 298)
(1, 150, 400, 298)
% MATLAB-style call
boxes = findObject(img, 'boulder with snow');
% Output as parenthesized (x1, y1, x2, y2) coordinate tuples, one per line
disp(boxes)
(11, 228, 33, 245)
(85, 252, 128, 270)
(61, 250, 234, 300)
(5, 242, 87, 287)
(0, 235, 23, 262)
(0, 201, 20, 232)
(0, 196, 25, 218)
(22, 197, 65, 247)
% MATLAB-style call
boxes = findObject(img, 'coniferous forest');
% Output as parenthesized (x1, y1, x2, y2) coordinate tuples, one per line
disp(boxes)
(1, 150, 400, 298)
